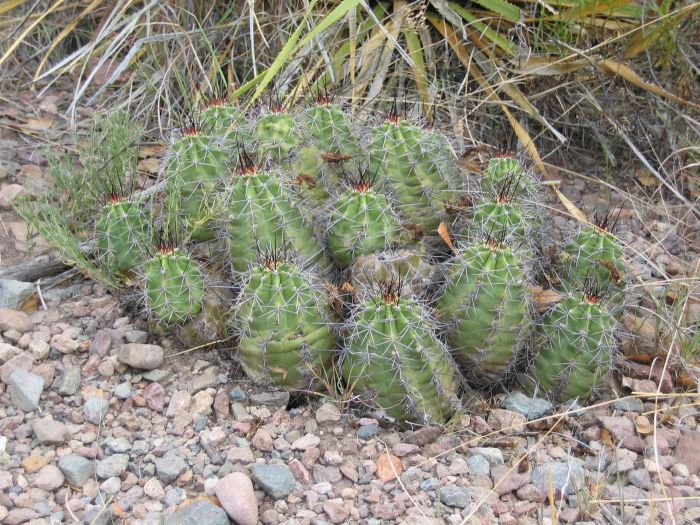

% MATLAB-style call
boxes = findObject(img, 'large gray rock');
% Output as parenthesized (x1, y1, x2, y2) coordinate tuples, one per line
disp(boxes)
(250, 463, 296, 500)
(59, 453, 94, 486)
(95, 454, 129, 479)
(163, 500, 229, 525)
(503, 391, 553, 420)
(155, 454, 187, 483)
(0, 279, 35, 309)
(531, 460, 585, 496)
(439, 485, 471, 508)
(8, 369, 44, 411)
(32, 417, 67, 445)
(118, 344, 164, 370)
(83, 396, 110, 424)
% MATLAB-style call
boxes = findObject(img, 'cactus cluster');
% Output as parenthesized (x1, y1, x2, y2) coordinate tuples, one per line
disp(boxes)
(27, 89, 630, 423)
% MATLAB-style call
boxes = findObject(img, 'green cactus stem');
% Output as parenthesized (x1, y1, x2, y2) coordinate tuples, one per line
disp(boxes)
(341, 283, 461, 423)
(144, 245, 205, 324)
(523, 289, 617, 402)
(95, 195, 148, 272)
(326, 170, 402, 268)
(234, 258, 337, 389)
(437, 238, 532, 385)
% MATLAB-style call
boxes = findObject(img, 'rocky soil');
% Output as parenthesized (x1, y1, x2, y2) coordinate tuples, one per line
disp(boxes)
(1, 86, 699, 525)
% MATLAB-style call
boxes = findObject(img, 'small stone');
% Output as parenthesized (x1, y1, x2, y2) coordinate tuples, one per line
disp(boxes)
(117, 343, 164, 370)
(288, 458, 311, 485)
(166, 390, 192, 417)
(468, 447, 504, 466)
(227, 447, 255, 464)
(100, 476, 121, 494)
(315, 403, 341, 423)
(252, 428, 274, 452)
(403, 426, 442, 446)
(628, 469, 652, 489)
(155, 454, 187, 483)
(106, 436, 132, 453)
(357, 424, 379, 439)
(0, 351, 33, 383)
(190, 390, 213, 417)
(113, 381, 132, 399)
(531, 461, 585, 496)
(491, 465, 530, 496)
(376, 453, 402, 482)
(229, 386, 246, 402)
(487, 409, 526, 432)
(503, 391, 553, 419)
(143, 368, 169, 382)
(201, 427, 226, 448)
(124, 330, 148, 344)
(163, 499, 229, 525)
(28, 340, 49, 360)
(467, 454, 491, 477)
(0, 183, 25, 209)
(21, 454, 50, 474)
(83, 396, 110, 424)
(516, 484, 545, 503)
(313, 481, 333, 495)
(8, 369, 44, 411)
(188, 373, 218, 394)
(671, 463, 690, 478)
(599, 416, 636, 441)
(439, 486, 471, 508)
(214, 390, 230, 418)
(50, 333, 80, 354)
(95, 454, 129, 479)
(291, 433, 320, 451)
(215, 472, 258, 525)
(674, 432, 700, 475)
(249, 391, 289, 407)
(4, 508, 39, 525)
(142, 382, 165, 412)
(0, 308, 33, 333)
(612, 397, 644, 412)
(392, 443, 419, 457)
(58, 367, 81, 395)
(34, 464, 65, 491)
(144, 478, 165, 500)
(32, 417, 67, 444)
(0, 342, 20, 363)
(322, 499, 350, 524)
(58, 454, 93, 486)
(250, 463, 296, 499)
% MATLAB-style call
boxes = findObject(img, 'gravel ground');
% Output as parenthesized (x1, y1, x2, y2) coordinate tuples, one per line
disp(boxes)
(1, 86, 699, 525)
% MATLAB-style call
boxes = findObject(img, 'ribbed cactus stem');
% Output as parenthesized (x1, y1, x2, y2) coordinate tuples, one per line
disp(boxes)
(342, 286, 460, 423)
(95, 195, 148, 271)
(226, 150, 331, 274)
(524, 290, 616, 402)
(437, 238, 531, 384)
(235, 259, 336, 389)
(326, 171, 401, 268)
(144, 246, 205, 324)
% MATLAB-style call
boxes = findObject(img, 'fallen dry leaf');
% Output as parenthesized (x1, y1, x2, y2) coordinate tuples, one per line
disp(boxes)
(376, 452, 402, 482)
(635, 415, 654, 435)
(22, 118, 54, 131)
(137, 158, 161, 174)
(530, 285, 562, 312)
(635, 168, 659, 188)
(438, 221, 454, 253)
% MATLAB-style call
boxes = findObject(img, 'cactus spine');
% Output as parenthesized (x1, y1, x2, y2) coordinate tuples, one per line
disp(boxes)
(234, 258, 336, 389)
(342, 285, 460, 423)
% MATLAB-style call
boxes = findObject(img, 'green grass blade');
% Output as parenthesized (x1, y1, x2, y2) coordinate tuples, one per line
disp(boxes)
(472, 0, 521, 23)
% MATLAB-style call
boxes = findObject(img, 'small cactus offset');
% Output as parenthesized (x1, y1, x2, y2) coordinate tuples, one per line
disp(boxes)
(521, 286, 617, 402)
(325, 170, 402, 268)
(233, 255, 337, 389)
(559, 212, 626, 315)
(437, 236, 532, 385)
(226, 149, 331, 275)
(303, 92, 358, 157)
(341, 283, 461, 424)
(95, 195, 149, 272)
(143, 243, 205, 324)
